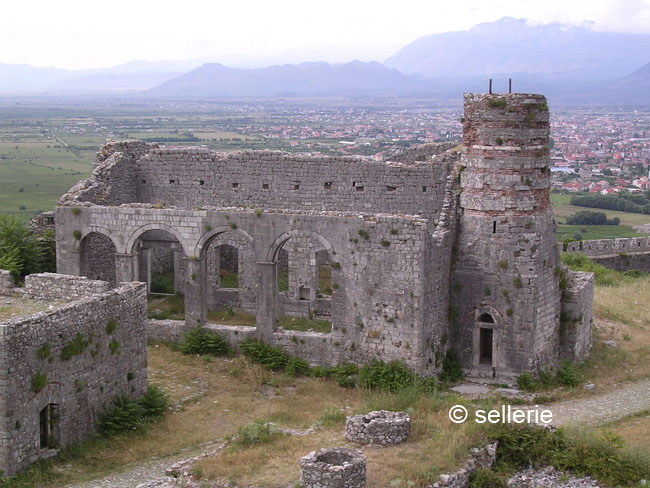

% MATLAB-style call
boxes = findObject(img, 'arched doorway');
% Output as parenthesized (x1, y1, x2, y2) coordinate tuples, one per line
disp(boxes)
(473, 310, 498, 368)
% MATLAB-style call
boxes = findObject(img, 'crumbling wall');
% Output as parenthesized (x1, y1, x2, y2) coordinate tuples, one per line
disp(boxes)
(22, 273, 109, 301)
(0, 280, 147, 476)
(60, 141, 154, 206)
(560, 271, 594, 361)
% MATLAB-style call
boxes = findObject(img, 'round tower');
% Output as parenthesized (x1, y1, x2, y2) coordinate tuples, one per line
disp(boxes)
(450, 92, 562, 379)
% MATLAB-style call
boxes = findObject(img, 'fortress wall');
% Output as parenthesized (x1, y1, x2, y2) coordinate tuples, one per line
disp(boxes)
(134, 149, 449, 218)
(565, 236, 650, 256)
(0, 282, 147, 476)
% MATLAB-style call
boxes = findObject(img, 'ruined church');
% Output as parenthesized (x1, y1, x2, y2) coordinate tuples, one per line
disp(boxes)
(55, 92, 594, 380)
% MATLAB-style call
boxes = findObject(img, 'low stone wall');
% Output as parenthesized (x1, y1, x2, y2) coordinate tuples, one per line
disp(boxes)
(565, 236, 650, 256)
(429, 443, 497, 488)
(300, 447, 366, 488)
(0, 281, 148, 476)
(23, 273, 110, 301)
(345, 410, 410, 445)
(560, 271, 594, 361)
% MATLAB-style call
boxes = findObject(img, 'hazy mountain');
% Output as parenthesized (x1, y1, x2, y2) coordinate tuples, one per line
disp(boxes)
(146, 61, 437, 98)
(0, 64, 79, 92)
(385, 17, 650, 81)
(47, 72, 183, 93)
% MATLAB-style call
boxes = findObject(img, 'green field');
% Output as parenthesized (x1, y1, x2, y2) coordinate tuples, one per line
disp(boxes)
(0, 137, 94, 218)
(551, 192, 650, 241)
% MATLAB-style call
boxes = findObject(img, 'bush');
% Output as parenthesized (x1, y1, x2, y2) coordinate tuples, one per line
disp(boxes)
(469, 468, 507, 488)
(561, 252, 633, 286)
(235, 419, 276, 446)
(0, 215, 55, 281)
(358, 359, 417, 392)
(488, 423, 650, 487)
(139, 385, 168, 418)
(32, 372, 47, 393)
(150, 272, 174, 294)
(239, 338, 290, 371)
(98, 386, 168, 436)
(285, 357, 309, 376)
(181, 327, 232, 356)
(555, 361, 582, 387)
(439, 349, 464, 383)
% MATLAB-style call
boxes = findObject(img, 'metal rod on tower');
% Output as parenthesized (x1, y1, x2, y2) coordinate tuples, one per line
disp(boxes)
(489, 79, 492, 94)
(509, 78, 512, 93)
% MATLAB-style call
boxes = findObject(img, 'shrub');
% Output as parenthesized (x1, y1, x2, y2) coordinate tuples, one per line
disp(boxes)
(150, 272, 174, 294)
(37, 344, 51, 360)
(439, 349, 464, 383)
(180, 327, 232, 356)
(72, 230, 81, 241)
(109, 339, 120, 355)
(561, 252, 631, 287)
(285, 357, 309, 376)
(61, 333, 88, 360)
(358, 359, 417, 392)
(105, 320, 117, 335)
(487, 423, 650, 487)
(488, 98, 507, 108)
(98, 386, 168, 436)
(240, 338, 290, 371)
(555, 361, 582, 387)
(236, 419, 276, 446)
(469, 468, 507, 488)
(32, 372, 47, 393)
(380, 239, 390, 247)
(357, 229, 370, 240)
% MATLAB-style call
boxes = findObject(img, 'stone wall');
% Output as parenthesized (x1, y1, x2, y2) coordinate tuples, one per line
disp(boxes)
(560, 271, 594, 361)
(22, 273, 109, 301)
(565, 237, 650, 272)
(0, 279, 147, 476)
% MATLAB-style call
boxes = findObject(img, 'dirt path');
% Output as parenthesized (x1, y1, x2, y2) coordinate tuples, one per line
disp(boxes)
(537, 379, 650, 427)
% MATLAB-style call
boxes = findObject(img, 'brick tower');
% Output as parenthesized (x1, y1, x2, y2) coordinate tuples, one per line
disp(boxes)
(450, 93, 562, 378)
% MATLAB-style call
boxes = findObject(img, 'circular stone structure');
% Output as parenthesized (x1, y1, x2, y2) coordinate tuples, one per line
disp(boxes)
(345, 410, 411, 445)
(299, 447, 366, 488)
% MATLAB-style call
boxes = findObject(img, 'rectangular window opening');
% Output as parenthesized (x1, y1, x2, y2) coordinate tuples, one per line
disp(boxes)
(422, 186, 427, 192)
(324, 182, 332, 190)
(492, 221, 497, 233)
(386, 185, 397, 192)
(262, 183, 269, 190)
(479, 328, 493, 365)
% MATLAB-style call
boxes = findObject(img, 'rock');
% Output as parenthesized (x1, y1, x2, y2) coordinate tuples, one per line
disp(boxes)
(583, 383, 595, 391)
(603, 340, 617, 347)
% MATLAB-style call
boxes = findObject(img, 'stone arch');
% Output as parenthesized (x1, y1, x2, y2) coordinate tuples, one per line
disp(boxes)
(267, 229, 332, 263)
(194, 226, 254, 258)
(129, 226, 186, 294)
(79, 230, 117, 286)
(197, 228, 257, 315)
(268, 230, 335, 327)
(126, 223, 188, 256)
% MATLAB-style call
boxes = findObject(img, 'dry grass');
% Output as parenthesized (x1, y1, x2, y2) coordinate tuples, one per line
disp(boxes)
(610, 411, 650, 450)
(193, 390, 484, 488)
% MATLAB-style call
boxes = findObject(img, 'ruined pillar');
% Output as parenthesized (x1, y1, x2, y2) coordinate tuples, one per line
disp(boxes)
(184, 256, 207, 327)
(114, 253, 138, 283)
(256, 262, 277, 340)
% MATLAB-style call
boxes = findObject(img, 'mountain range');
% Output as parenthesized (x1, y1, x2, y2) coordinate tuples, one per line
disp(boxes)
(1, 18, 649, 104)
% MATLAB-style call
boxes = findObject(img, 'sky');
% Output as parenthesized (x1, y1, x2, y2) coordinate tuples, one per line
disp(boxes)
(2, 0, 650, 70)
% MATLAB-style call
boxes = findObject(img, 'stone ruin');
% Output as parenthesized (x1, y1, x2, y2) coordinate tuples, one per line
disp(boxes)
(345, 410, 410, 445)
(0, 271, 147, 476)
(52, 92, 594, 380)
(299, 447, 366, 488)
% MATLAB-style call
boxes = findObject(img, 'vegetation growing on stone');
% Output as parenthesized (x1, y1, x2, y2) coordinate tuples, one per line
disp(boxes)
(61, 333, 89, 361)
(31, 371, 47, 393)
